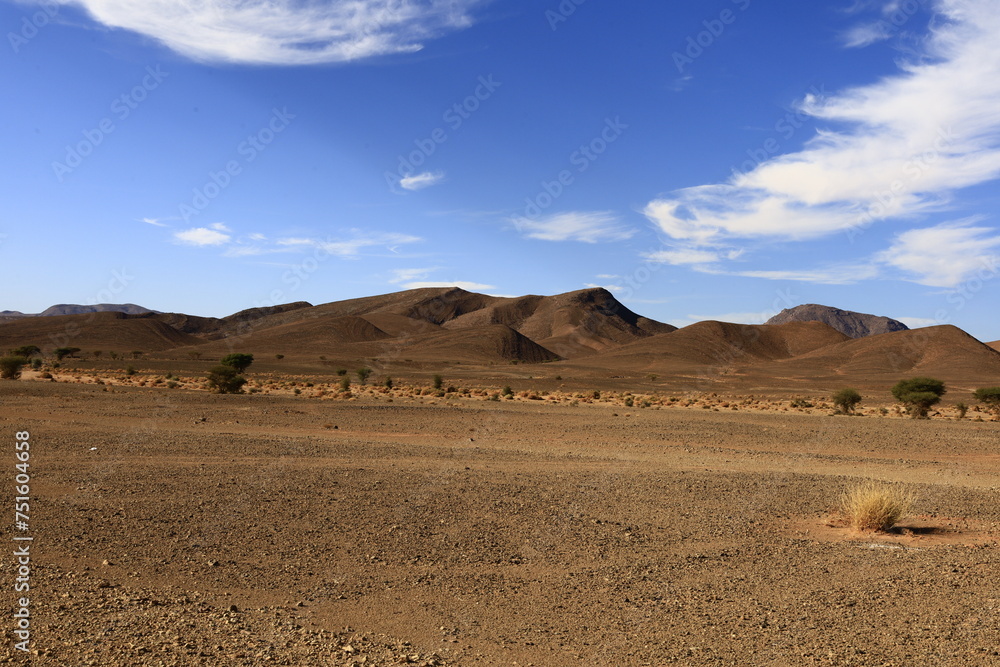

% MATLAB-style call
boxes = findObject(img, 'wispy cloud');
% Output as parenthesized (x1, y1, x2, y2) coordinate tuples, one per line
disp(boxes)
(138, 217, 168, 227)
(644, 0, 1000, 257)
(875, 219, 1000, 287)
(44, 0, 482, 65)
(402, 280, 495, 291)
(513, 211, 635, 243)
(273, 232, 421, 258)
(174, 223, 231, 246)
(644, 246, 744, 266)
(400, 171, 445, 191)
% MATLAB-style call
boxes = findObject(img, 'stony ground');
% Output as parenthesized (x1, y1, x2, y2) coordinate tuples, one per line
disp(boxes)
(1, 380, 998, 665)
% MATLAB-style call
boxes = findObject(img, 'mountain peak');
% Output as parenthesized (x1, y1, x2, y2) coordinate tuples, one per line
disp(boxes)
(765, 304, 908, 338)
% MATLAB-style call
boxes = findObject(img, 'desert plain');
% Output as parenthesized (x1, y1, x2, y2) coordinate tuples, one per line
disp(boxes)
(1, 289, 999, 665)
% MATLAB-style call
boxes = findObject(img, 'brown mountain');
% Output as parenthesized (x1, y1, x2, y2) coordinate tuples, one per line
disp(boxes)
(570, 320, 850, 376)
(988, 340, 1000, 353)
(0, 311, 201, 353)
(766, 304, 908, 338)
(38, 303, 158, 317)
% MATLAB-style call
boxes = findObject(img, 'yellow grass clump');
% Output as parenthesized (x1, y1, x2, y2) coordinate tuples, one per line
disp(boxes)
(839, 481, 915, 532)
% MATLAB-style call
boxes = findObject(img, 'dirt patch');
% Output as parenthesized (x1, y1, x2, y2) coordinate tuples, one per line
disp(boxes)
(791, 514, 1000, 548)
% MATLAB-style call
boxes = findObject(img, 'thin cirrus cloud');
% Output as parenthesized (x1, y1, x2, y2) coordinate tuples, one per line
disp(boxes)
(513, 211, 635, 243)
(43, 0, 482, 65)
(174, 223, 231, 246)
(875, 219, 1000, 287)
(644, 0, 1000, 277)
(399, 171, 445, 191)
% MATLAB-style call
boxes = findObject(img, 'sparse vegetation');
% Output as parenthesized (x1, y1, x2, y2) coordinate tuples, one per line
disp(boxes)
(892, 377, 946, 418)
(973, 387, 1000, 418)
(839, 481, 915, 532)
(92, 350, 103, 359)
(339, 377, 351, 392)
(131, 350, 144, 359)
(356, 367, 372, 384)
(220, 353, 254, 373)
(275, 354, 284, 360)
(790, 398, 813, 408)
(54, 347, 81, 361)
(0, 356, 28, 380)
(955, 402, 969, 419)
(384, 377, 393, 389)
(125, 365, 137, 376)
(188, 351, 202, 360)
(336, 369, 347, 376)
(432, 374, 443, 390)
(206, 365, 247, 394)
(832, 388, 862, 415)
(501, 385, 513, 397)
(10, 345, 41, 358)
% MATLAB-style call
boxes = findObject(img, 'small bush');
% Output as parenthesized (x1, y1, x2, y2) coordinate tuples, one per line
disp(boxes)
(955, 402, 969, 419)
(432, 374, 443, 390)
(356, 367, 372, 384)
(336, 369, 347, 376)
(0, 356, 28, 380)
(206, 365, 246, 394)
(125, 365, 137, 376)
(275, 354, 284, 360)
(501, 385, 513, 397)
(973, 387, 1000, 418)
(221, 353, 254, 373)
(339, 377, 350, 392)
(840, 481, 915, 532)
(790, 398, 813, 408)
(10, 345, 41, 358)
(30, 358, 42, 370)
(892, 377, 945, 418)
(54, 347, 81, 361)
(832, 388, 862, 414)
(384, 377, 393, 389)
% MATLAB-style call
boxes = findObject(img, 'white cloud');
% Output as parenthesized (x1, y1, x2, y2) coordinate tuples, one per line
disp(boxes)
(728, 265, 880, 285)
(138, 217, 167, 227)
(896, 316, 941, 329)
(643, 246, 744, 266)
(400, 171, 445, 191)
(45, 0, 481, 65)
(248, 233, 266, 241)
(174, 226, 231, 246)
(841, 21, 892, 48)
(275, 232, 421, 257)
(645, 0, 1000, 251)
(402, 281, 495, 291)
(389, 267, 435, 284)
(513, 211, 635, 243)
(584, 282, 624, 292)
(875, 219, 1000, 287)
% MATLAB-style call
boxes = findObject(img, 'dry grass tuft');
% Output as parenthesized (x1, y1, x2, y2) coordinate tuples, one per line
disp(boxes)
(839, 481, 915, 532)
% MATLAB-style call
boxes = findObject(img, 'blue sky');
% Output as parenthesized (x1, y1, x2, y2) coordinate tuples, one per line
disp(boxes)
(2, 0, 999, 341)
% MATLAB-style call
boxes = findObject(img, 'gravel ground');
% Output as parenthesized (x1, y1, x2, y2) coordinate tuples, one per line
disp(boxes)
(1, 381, 998, 665)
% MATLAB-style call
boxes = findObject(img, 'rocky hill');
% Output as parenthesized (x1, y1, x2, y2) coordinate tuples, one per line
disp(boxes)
(765, 304, 908, 338)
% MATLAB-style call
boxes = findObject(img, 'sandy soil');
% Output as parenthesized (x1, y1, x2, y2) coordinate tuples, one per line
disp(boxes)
(1, 380, 999, 666)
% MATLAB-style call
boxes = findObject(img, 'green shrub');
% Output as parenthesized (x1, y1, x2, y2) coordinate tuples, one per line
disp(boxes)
(356, 367, 372, 384)
(892, 377, 945, 418)
(384, 377, 393, 389)
(125, 365, 137, 377)
(54, 347, 80, 361)
(206, 365, 246, 394)
(973, 387, 1000, 417)
(501, 385, 513, 397)
(339, 377, 350, 392)
(220, 353, 254, 373)
(832, 388, 862, 414)
(955, 402, 969, 419)
(432, 374, 443, 390)
(10, 345, 40, 358)
(0, 356, 28, 380)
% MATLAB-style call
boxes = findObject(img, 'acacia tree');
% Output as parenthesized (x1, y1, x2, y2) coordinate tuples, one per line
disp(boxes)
(10, 345, 40, 358)
(206, 365, 246, 394)
(973, 387, 1000, 418)
(891, 377, 946, 418)
(832, 388, 862, 414)
(54, 347, 81, 361)
(220, 353, 254, 373)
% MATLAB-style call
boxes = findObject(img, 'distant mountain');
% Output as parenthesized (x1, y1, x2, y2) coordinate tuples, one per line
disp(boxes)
(765, 304, 908, 338)
(38, 303, 158, 317)
(989, 341, 1000, 353)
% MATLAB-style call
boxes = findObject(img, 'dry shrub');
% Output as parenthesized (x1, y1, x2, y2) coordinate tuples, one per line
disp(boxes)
(839, 481, 915, 532)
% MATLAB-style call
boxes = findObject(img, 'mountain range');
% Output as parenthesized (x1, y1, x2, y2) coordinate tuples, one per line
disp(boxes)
(2, 288, 998, 392)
